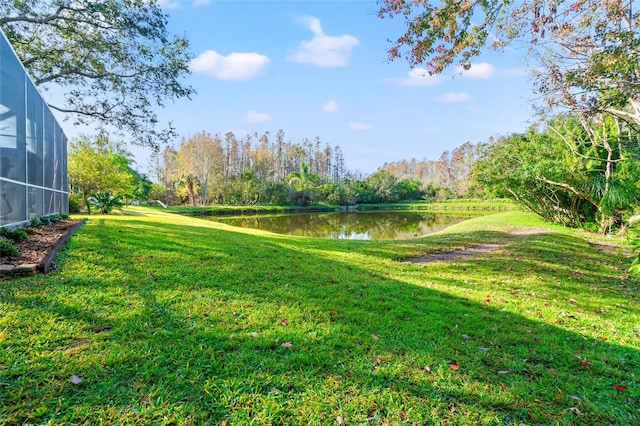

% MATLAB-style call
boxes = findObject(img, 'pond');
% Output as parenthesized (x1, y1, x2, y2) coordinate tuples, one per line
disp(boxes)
(209, 211, 475, 240)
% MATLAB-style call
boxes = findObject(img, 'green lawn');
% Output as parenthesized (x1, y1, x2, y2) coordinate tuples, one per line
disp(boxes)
(1, 207, 638, 425)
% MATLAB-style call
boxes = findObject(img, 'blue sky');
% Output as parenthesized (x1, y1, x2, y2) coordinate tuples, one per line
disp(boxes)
(68, 0, 537, 175)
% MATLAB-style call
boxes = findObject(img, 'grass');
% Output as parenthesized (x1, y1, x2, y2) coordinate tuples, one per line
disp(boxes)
(0, 207, 638, 425)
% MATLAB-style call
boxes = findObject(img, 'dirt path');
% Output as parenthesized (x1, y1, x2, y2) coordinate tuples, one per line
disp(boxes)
(401, 228, 551, 263)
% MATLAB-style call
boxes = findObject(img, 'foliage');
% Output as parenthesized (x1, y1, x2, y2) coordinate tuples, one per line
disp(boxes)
(1, 207, 637, 424)
(0, 227, 28, 242)
(473, 115, 640, 232)
(630, 240, 640, 275)
(0, 0, 194, 148)
(67, 135, 135, 214)
(0, 237, 19, 257)
(88, 191, 125, 214)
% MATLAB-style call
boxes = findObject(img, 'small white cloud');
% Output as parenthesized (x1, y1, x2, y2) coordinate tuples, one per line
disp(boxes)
(322, 100, 339, 113)
(157, 0, 181, 9)
(289, 16, 359, 67)
(457, 62, 495, 79)
(437, 92, 472, 103)
(190, 50, 270, 80)
(348, 122, 373, 131)
(395, 68, 440, 87)
(193, 0, 212, 5)
(246, 111, 272, 124)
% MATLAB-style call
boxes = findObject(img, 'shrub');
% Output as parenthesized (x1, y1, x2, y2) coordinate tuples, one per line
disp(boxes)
(40, 216, 51, 225)
(88, 191, 125, 214)
(49, 214, 62, 223)
(0, 227, 29, 242)
(30, 217, 42, 227)
(0, 238, 19, 257)
(68, 196, 82, 213)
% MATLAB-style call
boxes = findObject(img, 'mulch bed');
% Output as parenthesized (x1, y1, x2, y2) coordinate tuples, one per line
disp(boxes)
(1, 219, 84, 268)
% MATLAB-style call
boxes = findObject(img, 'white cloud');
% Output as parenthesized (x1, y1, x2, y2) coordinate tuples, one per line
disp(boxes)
(322, 100, 339, 113)
(289, 16, 359, 67)
(395, 68, 440, 87)
(457, 62, 495, 79)
(437, 92, 472, 103)
(193, 0, 212, 5)
(190, 50, 270, 80)
(246, 111, 272, 124)
(348, 122, 373, 131)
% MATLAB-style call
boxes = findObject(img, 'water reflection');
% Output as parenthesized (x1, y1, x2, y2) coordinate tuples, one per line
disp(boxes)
(210, 211, 473, 240)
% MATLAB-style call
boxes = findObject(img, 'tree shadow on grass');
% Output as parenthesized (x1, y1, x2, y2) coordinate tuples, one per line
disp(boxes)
(1, 217, 638, 424)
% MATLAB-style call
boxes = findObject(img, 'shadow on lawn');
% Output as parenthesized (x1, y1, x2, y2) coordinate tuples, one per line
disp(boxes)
(2, 217, 639, 424)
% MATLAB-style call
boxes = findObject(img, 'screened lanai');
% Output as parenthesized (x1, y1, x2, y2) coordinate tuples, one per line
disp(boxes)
(0, 29, 68, 228)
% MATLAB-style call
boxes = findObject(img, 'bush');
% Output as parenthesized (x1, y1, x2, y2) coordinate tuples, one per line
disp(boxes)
(40, 216, 51, 225)
(68, 196, 82, 213)
(0, 227, 29, 242)
(49, 214, 62, 223)
(88, 191, 125, 214)
(30, 216, 42, 227)
(0, 237, 19, 257)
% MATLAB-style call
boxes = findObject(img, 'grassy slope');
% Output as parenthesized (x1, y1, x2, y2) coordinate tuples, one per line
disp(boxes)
(0, 207, 638, 425)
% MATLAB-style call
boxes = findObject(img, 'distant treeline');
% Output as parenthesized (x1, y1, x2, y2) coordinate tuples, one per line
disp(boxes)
(151, 130, 472, 207)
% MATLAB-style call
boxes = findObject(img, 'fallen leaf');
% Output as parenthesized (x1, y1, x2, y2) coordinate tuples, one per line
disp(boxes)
(568, 406, 581, 415)
(580, 360, 590, 366)
(461, 334, 469, 340)
(568, 298, 577, 305)
(612, 384, 626, 391)
(280, 319, 289, 326)
(281, 342, 293, 348)
(336, 415, 345, 425)
(329, 310, 338, 315)
(371, 334, 379, 340)
(535, 311, 541, 316)
(70, 375, 83, 385)
(423, 365, 432, 374)
(449, 362, 459, 371)
(373, 356, 381, 365)
(555, 393, 562, 400)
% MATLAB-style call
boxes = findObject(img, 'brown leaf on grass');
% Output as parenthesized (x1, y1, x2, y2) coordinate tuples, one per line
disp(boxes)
(423, 365, 432, 374)
(449, 362, 459, 371)
(70, 375, 83, 385)
(373, 356, 381, 365)
(568, 406, 581, 415)
(281, 342, 293, 348)
(612, 384, 626, 391)
(329, 310, 338, 315)
(336, 415, 345, 425)
(280, 319, 289, 326)
(371, 334, 380, 340)
(580, 360, 591, 366)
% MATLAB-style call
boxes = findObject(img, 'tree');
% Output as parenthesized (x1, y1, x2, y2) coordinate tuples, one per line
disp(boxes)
(176, 132, 224, 206)
(473, 116, 640, 231)
(68, 135, 134, 213)
(379, 1, 640, 126)
(0, 0, 194, 148)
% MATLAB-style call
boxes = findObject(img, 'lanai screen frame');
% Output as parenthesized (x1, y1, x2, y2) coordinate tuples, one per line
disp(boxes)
(0, 29, 68, 228)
